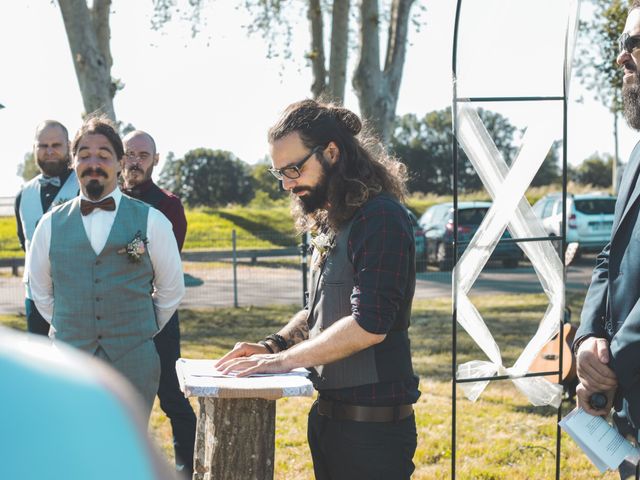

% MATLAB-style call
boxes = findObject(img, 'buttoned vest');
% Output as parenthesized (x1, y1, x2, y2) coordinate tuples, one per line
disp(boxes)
(307, 204, 415, 391)
(50, 197, 157, 361)
(19, 171, 78, 252)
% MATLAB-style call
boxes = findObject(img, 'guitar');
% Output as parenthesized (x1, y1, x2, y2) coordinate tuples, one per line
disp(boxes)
(529, 322, 577, 385)
(529, 242, 580, 386)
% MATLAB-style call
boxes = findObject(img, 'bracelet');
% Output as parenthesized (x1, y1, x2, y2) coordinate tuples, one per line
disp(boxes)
(265, 333, 288, 352)
(259, 340, 274, 354)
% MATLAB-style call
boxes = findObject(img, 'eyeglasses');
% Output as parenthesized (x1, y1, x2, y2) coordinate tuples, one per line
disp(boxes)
(618, 32, 640, 54)
(124, 151, 152, 162)
(268, 145, 324, 180)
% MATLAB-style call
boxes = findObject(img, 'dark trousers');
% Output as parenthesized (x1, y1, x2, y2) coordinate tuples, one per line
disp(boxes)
(25, 298, 50, 335)
(614, 413, 640, 480)
(307, 400, 417, 480)
(154, 311, 197, 477)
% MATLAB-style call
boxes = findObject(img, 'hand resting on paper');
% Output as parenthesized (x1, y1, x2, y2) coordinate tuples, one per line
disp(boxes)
(214, 341, 271, 368)
(216, 352, 292, 377)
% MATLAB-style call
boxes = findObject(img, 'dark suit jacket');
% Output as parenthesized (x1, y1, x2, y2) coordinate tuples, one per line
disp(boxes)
(577, 141, 640, 427)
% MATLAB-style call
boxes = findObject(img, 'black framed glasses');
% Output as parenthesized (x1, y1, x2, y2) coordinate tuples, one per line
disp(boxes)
(268, 145, 325, 180)
(618, 32, 640, 54)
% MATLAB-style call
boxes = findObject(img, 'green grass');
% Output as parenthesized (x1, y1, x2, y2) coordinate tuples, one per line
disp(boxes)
(0, 292, 618, 479)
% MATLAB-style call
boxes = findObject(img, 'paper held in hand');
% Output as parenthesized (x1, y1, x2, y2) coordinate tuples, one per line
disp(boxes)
(559, 408, 640, 473)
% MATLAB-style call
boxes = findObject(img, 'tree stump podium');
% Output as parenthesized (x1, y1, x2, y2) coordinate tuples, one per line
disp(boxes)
(175, 359, 314, 480)
(194, 397, 275, 480)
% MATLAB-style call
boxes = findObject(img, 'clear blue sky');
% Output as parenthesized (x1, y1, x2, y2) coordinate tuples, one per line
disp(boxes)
(0, 0, 634, 197)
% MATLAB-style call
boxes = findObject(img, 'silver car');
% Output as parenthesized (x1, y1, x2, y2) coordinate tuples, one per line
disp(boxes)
(532, 192, 616, 254)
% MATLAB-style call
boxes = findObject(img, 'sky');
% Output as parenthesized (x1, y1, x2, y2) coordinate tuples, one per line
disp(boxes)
(0, 0, 635, 198)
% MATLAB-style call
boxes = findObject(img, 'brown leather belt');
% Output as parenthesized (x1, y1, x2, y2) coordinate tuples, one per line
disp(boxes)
(317, 398, 413, 423)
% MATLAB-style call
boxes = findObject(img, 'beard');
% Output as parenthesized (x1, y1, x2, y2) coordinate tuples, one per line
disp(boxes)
(291, 169, 331, 214)
(37, 156, 69, 178)
(623, 79, 640, 130)
(123, 164, 152, 187)
(85, 180, 105, 200)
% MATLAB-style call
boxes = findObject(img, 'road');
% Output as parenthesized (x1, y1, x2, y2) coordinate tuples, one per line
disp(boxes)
(0, 256, 596, 315)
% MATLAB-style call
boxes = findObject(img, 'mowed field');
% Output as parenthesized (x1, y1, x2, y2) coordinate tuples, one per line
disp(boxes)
(1, 291, 617, 479)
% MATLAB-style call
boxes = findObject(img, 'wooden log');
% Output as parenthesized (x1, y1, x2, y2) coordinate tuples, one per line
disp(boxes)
(193, 397, 276, 480)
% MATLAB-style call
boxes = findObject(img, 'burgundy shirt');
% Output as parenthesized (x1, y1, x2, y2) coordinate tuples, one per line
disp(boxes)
(122, 179, 187, 252)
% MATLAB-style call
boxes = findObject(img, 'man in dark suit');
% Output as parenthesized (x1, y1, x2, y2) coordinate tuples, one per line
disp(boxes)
(575, 3, 640, 478)
(121, 130, 196, 478)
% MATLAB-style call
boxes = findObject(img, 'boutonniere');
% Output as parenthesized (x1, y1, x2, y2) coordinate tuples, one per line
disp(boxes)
(54, 197, 70, 206)
(310, 230, 336, 270)
(118, 230, 148, 263)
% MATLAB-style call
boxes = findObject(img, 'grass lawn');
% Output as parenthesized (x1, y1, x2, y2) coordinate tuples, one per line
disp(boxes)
(0, 291, 618, 479)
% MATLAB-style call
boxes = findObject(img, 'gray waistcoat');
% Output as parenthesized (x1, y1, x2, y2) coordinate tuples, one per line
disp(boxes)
(50, 197, 157, 361)
(308, 219, 380, 390)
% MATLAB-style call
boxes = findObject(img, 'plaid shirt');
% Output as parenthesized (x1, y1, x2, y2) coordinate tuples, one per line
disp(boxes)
(320, 195, 421, 406)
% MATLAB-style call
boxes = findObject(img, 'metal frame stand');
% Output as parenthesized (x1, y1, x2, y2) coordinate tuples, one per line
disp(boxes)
(450, 1, 571, 478)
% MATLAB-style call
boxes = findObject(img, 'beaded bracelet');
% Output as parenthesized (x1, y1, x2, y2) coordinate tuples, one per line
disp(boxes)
(265, 333, 288, 352)
(259, 340, 274, 354)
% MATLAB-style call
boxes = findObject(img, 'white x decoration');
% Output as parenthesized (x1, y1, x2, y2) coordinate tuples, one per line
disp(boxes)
(454, 105, 564, 407)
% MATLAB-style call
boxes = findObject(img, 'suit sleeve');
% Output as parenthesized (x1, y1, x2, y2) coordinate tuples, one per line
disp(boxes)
(575, 242, 610, 343)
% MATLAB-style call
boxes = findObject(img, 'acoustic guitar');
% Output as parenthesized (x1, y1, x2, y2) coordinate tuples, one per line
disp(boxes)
(529, 322, 577, 385)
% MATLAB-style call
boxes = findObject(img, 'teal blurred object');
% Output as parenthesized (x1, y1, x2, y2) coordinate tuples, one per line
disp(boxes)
(183, 273, 204, 287)
(0, 327, 176, 480)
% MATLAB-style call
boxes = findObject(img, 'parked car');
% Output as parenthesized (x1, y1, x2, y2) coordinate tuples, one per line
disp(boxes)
(418, 201, 523, 271)
(531, 192, 616, 255)
(405, 207, 428, 272)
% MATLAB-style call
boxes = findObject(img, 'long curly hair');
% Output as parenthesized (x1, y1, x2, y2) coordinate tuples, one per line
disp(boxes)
(268, 99, 408, 233)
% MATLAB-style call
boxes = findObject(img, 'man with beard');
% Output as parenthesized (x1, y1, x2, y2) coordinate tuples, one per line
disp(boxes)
(15, 120, 79, 335)
(27, 116, 185, 420)
(121, 130, 196, 477)
(216, 99, 420, 480)
(574, 3, 640, 478)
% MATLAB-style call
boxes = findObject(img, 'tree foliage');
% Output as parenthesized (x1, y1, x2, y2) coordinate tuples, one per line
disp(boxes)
(250, 160, 282, 201)
(573, 152, 614, 188)
(576, 0, 628, 114)
(16, 152, 39, 182)
(391, 108, 519, 194)
(158, 148, 254, 207)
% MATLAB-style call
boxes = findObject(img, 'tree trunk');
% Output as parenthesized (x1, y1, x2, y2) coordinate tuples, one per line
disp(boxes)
(308, 0, 327, 99)
(194, 397, 276, 480)
(353, 0, 414, 143)
(58, 0, 116, 120)
(328, 0, 350, 103)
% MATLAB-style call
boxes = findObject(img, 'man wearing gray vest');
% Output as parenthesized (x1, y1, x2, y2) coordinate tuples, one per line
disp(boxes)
(217, 99, 420, 480)
(27, 116, 185, 419)
(15, 120, 78, 335)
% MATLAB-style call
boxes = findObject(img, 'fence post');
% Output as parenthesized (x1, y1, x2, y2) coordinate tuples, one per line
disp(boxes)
(232, 229, 238, 308)
(299, 232, 309, 308)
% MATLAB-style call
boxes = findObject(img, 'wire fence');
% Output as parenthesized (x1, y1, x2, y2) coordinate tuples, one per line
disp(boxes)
(0, 229, 592, 317)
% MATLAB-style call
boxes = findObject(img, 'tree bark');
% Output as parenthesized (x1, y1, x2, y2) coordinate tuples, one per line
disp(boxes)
(353, 0, 414, 143)
(58, 0, 116, 120)
(194, 397, 276, 480)
(328, 0, 350, 103)
(308, 0, 327, 99)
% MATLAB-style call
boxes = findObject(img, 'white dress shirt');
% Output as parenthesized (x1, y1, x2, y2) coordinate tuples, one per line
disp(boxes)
(26, 187, 185, 330)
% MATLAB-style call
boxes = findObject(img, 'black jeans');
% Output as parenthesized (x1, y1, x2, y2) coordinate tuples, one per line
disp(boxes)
(25, 298, 50, 335)
(307, 400, 417, 480)
(614, 413, 640, 480)
(154, 311, 197, 477)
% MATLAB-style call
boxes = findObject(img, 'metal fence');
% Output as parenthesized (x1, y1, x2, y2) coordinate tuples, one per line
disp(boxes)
(0, 228, 590, 316)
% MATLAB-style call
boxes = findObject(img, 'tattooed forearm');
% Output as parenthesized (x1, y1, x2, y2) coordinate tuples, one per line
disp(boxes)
(278, 309, 309, 348)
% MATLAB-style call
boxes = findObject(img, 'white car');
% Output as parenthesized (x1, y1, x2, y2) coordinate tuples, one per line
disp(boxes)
(532, 192, 616, 254)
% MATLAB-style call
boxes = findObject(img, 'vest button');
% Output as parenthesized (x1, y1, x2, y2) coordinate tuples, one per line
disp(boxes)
(97, 335, 102, 340)
(96, 315, 101, 320)
(94, 279, 101, 284)
(95, 260, 101, 266)
(95, 297, 101, 302)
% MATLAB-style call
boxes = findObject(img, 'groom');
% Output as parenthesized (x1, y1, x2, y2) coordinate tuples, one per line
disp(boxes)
(27, 116, 185, 419)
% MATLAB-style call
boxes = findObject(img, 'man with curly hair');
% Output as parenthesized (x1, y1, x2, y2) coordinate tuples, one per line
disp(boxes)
(217, 99, 420, 480)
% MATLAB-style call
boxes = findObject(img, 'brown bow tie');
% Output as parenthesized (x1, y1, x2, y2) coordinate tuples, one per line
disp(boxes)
(80, 197, 116, 216)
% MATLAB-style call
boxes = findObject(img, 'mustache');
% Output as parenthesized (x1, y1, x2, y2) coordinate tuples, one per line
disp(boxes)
(292, 186, 311, 194)
(126, 164, 144, 173)
(81, 167, 108, 178)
